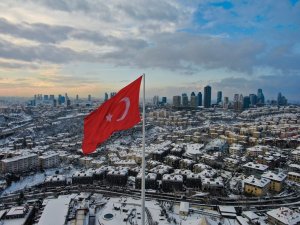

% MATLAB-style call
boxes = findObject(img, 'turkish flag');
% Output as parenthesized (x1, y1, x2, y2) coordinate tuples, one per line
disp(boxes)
(82, 76, 142, 154)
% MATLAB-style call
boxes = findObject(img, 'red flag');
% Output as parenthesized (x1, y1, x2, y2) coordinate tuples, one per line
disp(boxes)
(82, 76, 142, 154)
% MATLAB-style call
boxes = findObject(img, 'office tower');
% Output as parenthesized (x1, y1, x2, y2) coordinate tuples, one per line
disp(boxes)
(197, 92, 202, 106)
(223, 97, 229, 109)
(249, 94, 257, 106)
(76, 94, 79, 101)
(104, 92, 109, 101)
(182, 93, 188, 107)
(34, 94, 37, 100)
(257, 89, 265, 105)
(57, 94, 65, 104)
(243, 96, 250, 109)
(204, 85, 211, 108)
(162, 97, 167, 104)
(190, 95, 197, 108)
(49, 95, 55, 100)
(233, 94, 239, 111)
(67, 99, 71, 107)
(238, 94, 244, 111)
(173, 96, 181, 107)
(88, 94, 91, 102)
(65, 93, 68, 101)
(53, 99, 57, 107)
(277, 92, 288, 106)
(217, 91, 222, 104)
(191, 92, 196, 97)
(153, 96, 159, 106)
(44, 95, 49, 101)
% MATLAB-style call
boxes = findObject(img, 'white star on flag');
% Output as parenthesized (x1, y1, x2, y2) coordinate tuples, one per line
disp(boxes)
(106, 114, 112, 122)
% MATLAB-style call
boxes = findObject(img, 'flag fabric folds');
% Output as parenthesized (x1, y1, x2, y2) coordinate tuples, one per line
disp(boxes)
(82, 76, 142, 154)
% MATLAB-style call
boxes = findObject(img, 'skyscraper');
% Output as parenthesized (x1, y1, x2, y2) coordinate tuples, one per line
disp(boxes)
(197, 92, 202, 106)
(249, 94, 257, 106)
(162, 97, 167, 104)
(257, 89, 265, 105)
(182, 93, 188, 107)
(223, 97, 229, 109)
(104, 92, 109, 101)
(217, 91, 222, 104)
(88, 94, 91, 102)
(190, 95, 197, 108)
(173, 96, 181, 107)
(204, 86, 211, 108)
(153, 96, 159, 106)
(76, 94, 79, 101)
(243, 96, 251, 109)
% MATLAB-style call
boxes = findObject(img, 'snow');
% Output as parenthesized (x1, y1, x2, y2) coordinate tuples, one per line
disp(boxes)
(1, 168, 75, 196)
(267, 207, 300, 225)
(38, 195, 73, 225)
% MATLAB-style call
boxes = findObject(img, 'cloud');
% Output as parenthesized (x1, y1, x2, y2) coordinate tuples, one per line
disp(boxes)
(211, 75, 300, 101)
(0, 0, 299, 99)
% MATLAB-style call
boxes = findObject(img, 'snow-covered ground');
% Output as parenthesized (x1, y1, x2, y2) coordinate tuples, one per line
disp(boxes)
(0, 167, 75, 196)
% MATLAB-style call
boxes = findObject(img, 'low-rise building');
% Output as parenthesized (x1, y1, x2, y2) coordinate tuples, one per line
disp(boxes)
(72, 170, 93, 184)
(288, 172, 300, 183)
(106, 167, 128, 186)
(1, 153, 38, 173)
(161, 174, 183, 192)
(39, 152, 59, 169)
(201, 177, 224, 195)
(243, 175, 271, 197)
(44, 175, 67, 187)
(267, 207, 300, 225)
(135, 172, 157, 190)
(243, 162, 268, 177)
(261, 171, 287, 192)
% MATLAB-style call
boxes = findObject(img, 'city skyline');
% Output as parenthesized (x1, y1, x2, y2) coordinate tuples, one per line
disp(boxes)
(0, 1, 299, 101)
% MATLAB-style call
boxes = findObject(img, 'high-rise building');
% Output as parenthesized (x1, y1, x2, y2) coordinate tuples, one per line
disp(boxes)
(65, 93, 68, 101)
(67, 99, 71, 107)
(238, 94, 244, 111)
(162, 97, 167, 104)
(44, 95, 49, 101)
(197, 92, 202, 106)
(76, 94, 79, 101)
(88, 94, 91, 102)
(182, 93, 188, 107)
(153, 96, 159, 106)
(243, 96, 251, 109)
(233, 94, 239, 111)
(217, 91, 222, 104)
(173, 96, 181, 107)
(249, 94, 257, 106)
(257, 89, 265, 105)
(204, 86, 211, 108)
(190, 95, 197, 108)
(277, 92, 288, 106)
(223, 97, 229, 109)
(104, 92, 109, 101)
(49, 95, 55, 100)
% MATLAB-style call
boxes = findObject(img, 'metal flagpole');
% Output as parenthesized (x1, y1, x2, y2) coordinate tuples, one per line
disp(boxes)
(141, 73, 146, 225)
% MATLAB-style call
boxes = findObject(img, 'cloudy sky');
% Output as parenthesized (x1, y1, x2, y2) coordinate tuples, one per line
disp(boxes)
(0, 0, 299, 101)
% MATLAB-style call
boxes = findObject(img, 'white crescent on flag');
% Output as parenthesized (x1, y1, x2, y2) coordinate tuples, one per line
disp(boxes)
(116, 97, 130, 121)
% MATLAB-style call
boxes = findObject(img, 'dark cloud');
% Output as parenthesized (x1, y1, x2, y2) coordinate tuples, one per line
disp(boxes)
(0, 39, 95, 64)
(0, 18, 72, 44)
(211, 75, 300, 101)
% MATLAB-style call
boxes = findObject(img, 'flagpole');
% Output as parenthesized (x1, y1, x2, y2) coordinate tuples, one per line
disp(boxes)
(141, 73, 146, 225)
